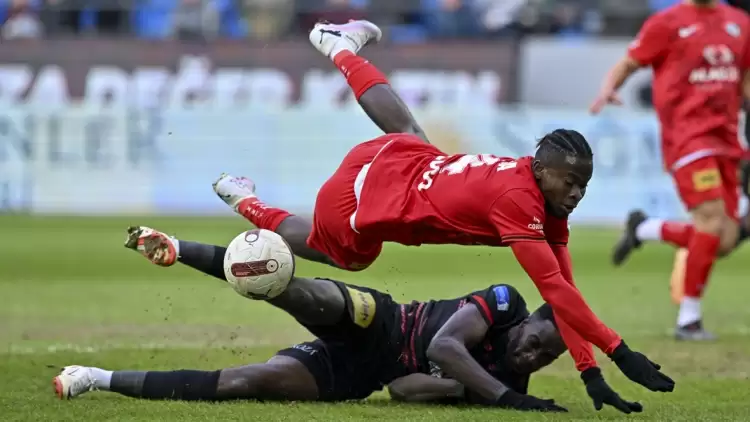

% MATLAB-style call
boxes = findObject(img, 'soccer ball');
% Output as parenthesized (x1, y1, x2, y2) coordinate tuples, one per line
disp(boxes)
(223, 229, 295, 300)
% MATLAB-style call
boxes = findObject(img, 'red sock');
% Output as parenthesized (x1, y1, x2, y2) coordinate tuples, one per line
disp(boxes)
(683, 232, 720, 297)
(332, 51, 389, 100)
(660, 221, 694, 248)
(237, 198, 291, 232)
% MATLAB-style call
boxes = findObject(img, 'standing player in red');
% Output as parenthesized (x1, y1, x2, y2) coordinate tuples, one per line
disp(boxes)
(590, 0, 750, 340)
(145, 20, 675, 411)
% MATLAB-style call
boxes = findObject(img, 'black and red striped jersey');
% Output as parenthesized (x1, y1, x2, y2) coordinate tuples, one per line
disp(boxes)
(391, 284, 531, 393)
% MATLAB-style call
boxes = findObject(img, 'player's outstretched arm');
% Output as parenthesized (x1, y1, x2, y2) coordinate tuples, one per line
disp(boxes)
(511, 241, 675, 393)
(511, 241, 621, 353)
(590, 14, 667, 115)
(589, 57, 638, 114)
(426, 304, 567, 412)
(388, 374, 465, 403)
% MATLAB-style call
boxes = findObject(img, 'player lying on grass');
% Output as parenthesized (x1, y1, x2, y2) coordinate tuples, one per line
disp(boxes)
(53, 230, 644, 414)
(206, 19, 674, 405)
(592, 0, 750, 340)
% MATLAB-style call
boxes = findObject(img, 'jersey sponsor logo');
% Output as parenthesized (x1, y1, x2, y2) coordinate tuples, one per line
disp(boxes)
(346, 287, 377, 328)
(692, 168, 721, 192)
(690, 45, 738, 84)
(527, 216, 544, 232)
(493, 285, 510, 311)
(678, 24, 699, 39)
(292, 343, 318, 356)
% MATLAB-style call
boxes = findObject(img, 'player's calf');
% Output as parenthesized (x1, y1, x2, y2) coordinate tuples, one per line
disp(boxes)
(53, 358, 319, 401)
(309, 20, 428, 141)
(212, 174, 340, 268)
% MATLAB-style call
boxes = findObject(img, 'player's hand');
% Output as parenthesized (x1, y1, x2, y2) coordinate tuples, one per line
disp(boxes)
(589, 90, 622, 115)
(609, 340, 675, 392)
(582, 367, 643, 414)
(495, 389, 568, 412)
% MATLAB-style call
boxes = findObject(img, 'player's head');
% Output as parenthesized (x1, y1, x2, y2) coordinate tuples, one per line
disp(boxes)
(532, 129, 593, 218)
(689, 0, 716, 6)
(505, 304, 566, 375)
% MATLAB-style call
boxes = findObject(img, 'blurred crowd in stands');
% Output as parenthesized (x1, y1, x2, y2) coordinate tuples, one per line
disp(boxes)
(0, 0, 710, 42)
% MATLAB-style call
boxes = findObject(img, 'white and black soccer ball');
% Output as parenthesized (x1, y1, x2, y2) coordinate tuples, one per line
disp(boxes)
(223, 229, 295, 300)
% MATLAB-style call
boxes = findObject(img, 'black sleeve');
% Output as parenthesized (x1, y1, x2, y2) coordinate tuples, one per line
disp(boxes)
(467, 284, 529, 328)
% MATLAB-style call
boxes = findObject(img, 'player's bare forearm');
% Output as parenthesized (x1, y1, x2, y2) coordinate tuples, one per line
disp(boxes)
(358, 84, 430, 142)
(388, 373, 464, 403)
(510, 242, 622, 354)
(426, 305, 508, 401)
(602, 57, 640, 93)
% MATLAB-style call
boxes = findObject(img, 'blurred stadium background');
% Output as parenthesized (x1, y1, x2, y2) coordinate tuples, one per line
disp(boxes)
(2, 0, 750, 420)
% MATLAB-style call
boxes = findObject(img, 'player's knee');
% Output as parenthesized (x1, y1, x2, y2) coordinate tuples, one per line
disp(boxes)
(716, 221, 740, 258)
(271, 277, 346, 326)
(691, 199, 725, 235)
(216, 365, 266, 398)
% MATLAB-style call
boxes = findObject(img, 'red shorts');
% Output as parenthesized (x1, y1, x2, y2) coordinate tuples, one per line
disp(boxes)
(306, 137, 391, 271)
(672, 155, 740, 221)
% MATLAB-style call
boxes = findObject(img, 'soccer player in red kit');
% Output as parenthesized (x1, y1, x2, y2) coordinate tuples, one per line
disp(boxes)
(166, 20, 675, 411)
(591, 0, 750, 340)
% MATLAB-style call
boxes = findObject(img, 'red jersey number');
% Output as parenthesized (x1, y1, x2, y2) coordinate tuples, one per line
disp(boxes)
(417, 155, 517, 191)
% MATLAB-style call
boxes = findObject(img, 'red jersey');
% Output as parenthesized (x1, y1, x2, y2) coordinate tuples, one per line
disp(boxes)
(352, 136, 621, 370)
(628, 3, 750, 170)
(353, 139, 569, 247)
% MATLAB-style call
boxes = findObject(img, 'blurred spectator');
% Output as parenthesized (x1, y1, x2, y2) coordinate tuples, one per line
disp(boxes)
(46, 0, 129, 34)
(172, 0, 220, 39)
(296, 0, 368, 33)
(421, 0, 481, 38)
(1, 0, 43, 39)
(474, 0, 527, 37)
(134, 0, 246, 39)
(649, 0, 679, 11)
(241, 0, 293, 40)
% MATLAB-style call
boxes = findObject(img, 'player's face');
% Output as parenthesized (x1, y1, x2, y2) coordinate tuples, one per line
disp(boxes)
(506, 319, 566, 374)
(534, 157, 593, 218)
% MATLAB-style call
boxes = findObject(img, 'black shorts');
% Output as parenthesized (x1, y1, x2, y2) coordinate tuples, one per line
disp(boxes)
(276, 280, 400, 401)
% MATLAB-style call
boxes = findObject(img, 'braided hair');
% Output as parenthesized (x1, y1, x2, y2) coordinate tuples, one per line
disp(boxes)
(534, 129, 593, 165)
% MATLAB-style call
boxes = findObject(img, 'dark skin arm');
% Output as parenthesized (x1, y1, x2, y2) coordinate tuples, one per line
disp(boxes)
(426, 303, 508, 401)
(388, 373, 465, 403)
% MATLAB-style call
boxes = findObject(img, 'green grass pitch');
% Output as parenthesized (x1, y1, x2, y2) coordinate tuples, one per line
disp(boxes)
(2, 215, 750, 421)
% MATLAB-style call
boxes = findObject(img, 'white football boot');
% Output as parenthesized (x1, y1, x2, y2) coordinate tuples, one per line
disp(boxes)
(212, 173, 257, 212)
(308, 20, 382, 59)
(53, 365, 96, 399)
(124, 226, 179, 267)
